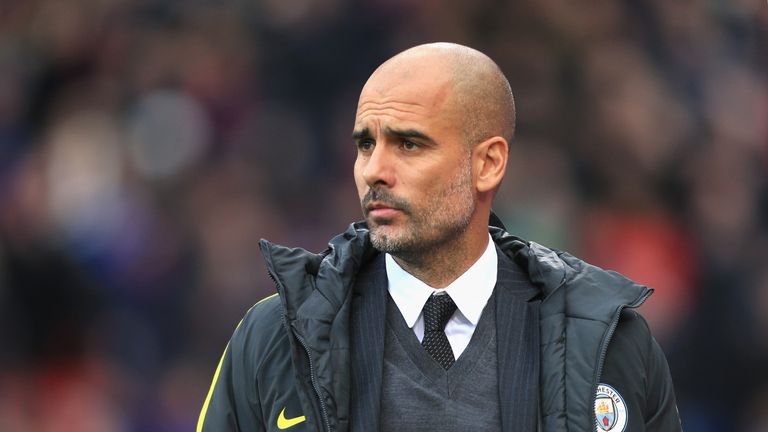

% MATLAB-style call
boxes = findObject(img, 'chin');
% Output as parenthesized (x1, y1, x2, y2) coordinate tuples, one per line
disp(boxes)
(369, 222, 398, 237)
(367, 214, 396, 228)
(369, 225, 405, 249)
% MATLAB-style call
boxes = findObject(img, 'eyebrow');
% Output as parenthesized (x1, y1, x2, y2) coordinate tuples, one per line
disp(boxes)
(351, 126, 435, 144)
(385, 127, 434, 143)
(352, 128, 372, 141)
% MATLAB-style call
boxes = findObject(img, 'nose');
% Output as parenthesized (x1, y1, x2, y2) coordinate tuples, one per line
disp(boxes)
(361, 144, 395, 188)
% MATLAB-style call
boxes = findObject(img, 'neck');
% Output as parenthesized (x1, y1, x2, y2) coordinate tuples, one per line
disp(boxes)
(392, 225, 489, 288)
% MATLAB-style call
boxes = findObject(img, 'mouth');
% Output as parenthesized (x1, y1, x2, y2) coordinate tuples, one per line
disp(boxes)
(361, 188, 410, 221)
(365, 202, 402, 219)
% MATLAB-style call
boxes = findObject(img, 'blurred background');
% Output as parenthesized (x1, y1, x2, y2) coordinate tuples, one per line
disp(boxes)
(0, 0, 765, 430)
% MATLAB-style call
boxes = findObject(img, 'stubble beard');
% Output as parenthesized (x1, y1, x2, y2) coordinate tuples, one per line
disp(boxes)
(363, 158, 475, 261)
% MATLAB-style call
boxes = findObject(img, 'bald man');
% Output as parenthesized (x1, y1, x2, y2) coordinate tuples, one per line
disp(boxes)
(198, 43, 682, 432)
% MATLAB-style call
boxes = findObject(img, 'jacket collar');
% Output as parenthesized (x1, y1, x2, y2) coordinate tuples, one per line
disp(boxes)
(260, 218, 651, 331)
(260, 218, 653, 432)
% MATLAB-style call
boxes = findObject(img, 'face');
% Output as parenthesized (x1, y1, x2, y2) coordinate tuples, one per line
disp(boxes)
(352, 65, 478, 257)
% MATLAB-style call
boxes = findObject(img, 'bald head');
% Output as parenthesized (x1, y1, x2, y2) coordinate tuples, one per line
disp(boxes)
(364, 43, 516, 145)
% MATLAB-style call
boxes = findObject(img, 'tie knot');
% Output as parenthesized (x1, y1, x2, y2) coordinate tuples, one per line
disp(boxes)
(423, 292, 457, 332)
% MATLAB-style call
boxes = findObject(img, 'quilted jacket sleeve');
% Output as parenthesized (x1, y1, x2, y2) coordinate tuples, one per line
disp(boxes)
(197, 297, 280, 432)
(642, 332, 682, 430)
(599, 310, 683, 431)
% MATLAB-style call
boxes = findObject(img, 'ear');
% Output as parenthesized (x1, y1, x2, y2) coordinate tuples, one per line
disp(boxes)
(473, 136, 508, 193)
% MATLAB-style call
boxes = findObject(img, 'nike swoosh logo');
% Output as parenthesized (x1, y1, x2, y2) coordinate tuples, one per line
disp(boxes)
(277, 407, 306, 429)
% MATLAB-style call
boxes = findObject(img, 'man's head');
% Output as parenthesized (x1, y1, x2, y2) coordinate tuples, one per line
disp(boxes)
(352, 43, 515, 261)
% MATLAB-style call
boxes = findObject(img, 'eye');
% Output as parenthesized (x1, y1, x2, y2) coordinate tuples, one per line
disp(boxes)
(401, 140, 418, 151)
(357, 140, 375, 152)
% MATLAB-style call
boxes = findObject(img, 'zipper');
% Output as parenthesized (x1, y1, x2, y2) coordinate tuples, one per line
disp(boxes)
(589, 288, 652, 425)
(267, 269, 332, 432)
(295, 332, 332, 432)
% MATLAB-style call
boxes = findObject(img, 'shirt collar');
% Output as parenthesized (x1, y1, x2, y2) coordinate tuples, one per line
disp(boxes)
(386, 234, 498, 327)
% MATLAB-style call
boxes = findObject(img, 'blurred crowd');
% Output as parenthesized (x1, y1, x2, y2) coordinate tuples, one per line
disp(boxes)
(0, 0, 765, 430)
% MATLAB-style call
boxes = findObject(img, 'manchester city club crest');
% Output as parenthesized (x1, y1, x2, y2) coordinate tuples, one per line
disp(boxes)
(595, 384, 628, 432)
(595, 394, 616, 429)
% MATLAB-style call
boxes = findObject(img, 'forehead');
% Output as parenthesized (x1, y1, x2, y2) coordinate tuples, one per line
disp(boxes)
(354, 65, 456, 129)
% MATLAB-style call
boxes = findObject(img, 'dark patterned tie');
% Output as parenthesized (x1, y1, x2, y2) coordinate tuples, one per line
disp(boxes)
(421, 292, 457, 369)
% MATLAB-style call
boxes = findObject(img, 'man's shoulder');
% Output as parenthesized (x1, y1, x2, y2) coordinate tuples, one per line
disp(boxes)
(561, 258, 654, 334)
(611, 308, 656, 359)
(496, 233, 652, 321)
(240, 293, 283, 325)
(238, 293, 284, 336)
(229, 294, 288, 367)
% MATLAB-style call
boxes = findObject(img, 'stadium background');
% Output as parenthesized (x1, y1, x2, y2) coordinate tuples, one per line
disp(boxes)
(0, 0, 766, 430)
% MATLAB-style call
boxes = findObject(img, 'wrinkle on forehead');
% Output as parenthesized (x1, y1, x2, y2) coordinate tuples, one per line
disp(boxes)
(356, 72, 455, 126)
(357, 43, 516, 144)
(357, 98, 426, 115)
(356, 98, 434, 126)
(356, 105, 424, 121)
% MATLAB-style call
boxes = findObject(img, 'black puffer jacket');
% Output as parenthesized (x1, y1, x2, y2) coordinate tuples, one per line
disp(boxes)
(198, 221, 682, 431)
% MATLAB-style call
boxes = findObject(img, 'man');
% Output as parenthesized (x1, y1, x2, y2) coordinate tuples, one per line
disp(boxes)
(198, 43, 682, 431)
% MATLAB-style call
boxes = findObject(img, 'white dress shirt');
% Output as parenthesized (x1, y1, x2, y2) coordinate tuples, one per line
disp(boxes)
(386, 234, 498, 360)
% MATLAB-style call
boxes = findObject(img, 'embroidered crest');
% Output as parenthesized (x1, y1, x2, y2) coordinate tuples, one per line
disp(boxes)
(595, 384, 628, 432)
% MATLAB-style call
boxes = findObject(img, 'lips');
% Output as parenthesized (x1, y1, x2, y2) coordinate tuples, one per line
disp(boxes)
(361, 188, 410, 219)
(366, 202, 401, 218)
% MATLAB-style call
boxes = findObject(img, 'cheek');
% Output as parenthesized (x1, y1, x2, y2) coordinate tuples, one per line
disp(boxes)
(353, 160, 367, 197)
